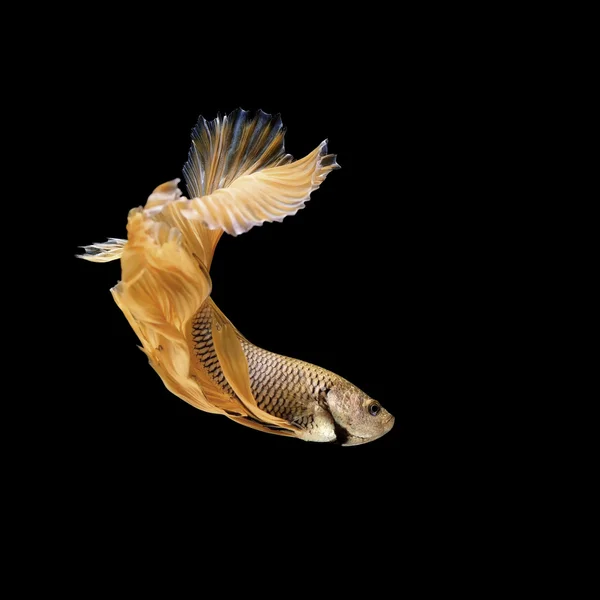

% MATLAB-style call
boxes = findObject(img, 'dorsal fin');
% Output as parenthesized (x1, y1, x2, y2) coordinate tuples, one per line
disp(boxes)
(183, 108, 293, 198)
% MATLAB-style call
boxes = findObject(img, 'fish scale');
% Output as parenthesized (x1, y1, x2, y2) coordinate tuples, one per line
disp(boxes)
(191, 304, 336, 426)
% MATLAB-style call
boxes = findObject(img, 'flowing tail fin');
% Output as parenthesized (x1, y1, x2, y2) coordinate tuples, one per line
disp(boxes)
(79, 109, 339, 268)
(79, 109, 339, 435)
(110, 209, 221, 414)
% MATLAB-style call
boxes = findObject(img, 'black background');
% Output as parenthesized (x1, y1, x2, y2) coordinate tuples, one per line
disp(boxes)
(54, 49, 477, 556)
(4, 0, 550, 587)
(7, 8, 521, 591)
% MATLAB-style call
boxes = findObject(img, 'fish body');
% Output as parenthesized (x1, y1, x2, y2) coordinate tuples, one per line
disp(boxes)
(80, 109, 394, 445)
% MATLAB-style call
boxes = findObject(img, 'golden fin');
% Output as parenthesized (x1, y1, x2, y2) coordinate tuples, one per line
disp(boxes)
(188, 330, 253, 418)
(185, 139, 339, 236)
(180, 108, 339, 236)
(79, 110, 339, 265)
(139, 178, 222, 272)
(225, 415, 298, 437)
(210, 304, 299, 433)
(111, 208, 218, 414)
(183, 108, 293, 198)
(144, 178, 184, 216)
(78, 238, 126, 262)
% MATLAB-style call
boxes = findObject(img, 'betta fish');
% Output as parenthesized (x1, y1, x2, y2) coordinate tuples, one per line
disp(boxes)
(79, 109, 394, 445)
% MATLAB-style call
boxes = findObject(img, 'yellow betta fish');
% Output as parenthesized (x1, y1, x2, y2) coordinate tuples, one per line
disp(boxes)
(80, 109, 394, 445)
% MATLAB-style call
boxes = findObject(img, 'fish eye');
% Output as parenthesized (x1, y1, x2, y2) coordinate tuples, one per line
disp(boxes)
(368, 402, 381, 416)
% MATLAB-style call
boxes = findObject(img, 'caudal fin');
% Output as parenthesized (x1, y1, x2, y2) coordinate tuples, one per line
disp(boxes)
(79, 109, 339, 268)
(110, 208, 217, 414)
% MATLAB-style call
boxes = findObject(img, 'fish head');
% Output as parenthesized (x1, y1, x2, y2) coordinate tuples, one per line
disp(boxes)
(326, 381, 395, 446)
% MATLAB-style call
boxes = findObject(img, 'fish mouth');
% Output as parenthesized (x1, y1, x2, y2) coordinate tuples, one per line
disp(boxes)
(342, 415, 395, 446)
(382, 414, 395, 436)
